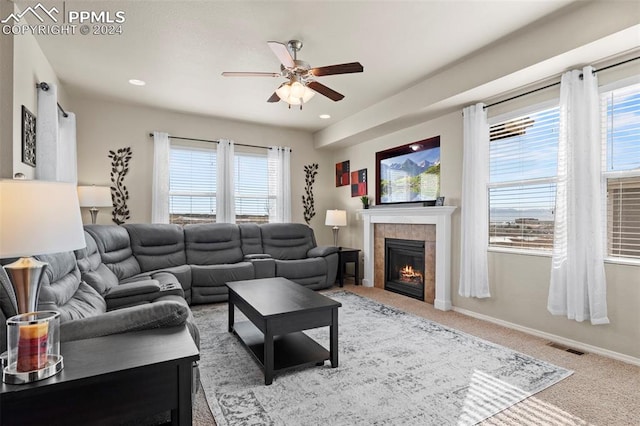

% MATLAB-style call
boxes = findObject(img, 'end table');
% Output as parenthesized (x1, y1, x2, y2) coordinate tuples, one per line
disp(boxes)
(337, 247, 361, 287)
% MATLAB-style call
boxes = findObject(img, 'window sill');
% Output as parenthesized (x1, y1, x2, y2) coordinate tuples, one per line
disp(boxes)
(487, 247, 551, 258)
(487, 247, 640, 266)
(604, 257, 640, 267)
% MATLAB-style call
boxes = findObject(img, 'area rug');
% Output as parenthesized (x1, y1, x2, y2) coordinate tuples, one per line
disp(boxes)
(192, 291, 572, 425)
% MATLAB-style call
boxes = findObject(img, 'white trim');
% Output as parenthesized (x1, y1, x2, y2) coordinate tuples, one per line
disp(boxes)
(487, 246, 552, 258)
(452, 306, 640, 366)
(360, 206, 457, 311)
(604, 256, 640, 267)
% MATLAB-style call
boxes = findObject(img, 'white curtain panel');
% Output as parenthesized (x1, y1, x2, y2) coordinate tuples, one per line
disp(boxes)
(151, 131, 170, 224)
(57, 111, 77, 183)
(548, 66, 609, 325)
(267, 146, 292, 223)
(459, 103, 491, 298)
(216, 139, 236, 223)
(36, 83, 77, 183)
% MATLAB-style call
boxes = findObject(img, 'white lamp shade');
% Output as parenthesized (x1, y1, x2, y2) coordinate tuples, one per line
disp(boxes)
(0, 180, 86, 258)
(325, 209, 347, 227)
(77, 185, 112, 207)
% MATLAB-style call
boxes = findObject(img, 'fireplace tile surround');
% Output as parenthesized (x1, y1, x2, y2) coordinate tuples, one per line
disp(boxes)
(377, 226, 435, 302)
(361, 206, 457, 311)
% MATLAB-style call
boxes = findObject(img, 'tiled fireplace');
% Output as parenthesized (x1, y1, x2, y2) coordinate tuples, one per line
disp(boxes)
(384, 237, 428, 301)
(361, 206, 456, 311)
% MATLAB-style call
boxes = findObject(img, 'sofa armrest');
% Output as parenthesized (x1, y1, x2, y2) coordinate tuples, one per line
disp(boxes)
(307, 246, 339, 258)
(244, 253, 272, 260)
(60, 300, 189, 342)
(104, 280, 161, 299)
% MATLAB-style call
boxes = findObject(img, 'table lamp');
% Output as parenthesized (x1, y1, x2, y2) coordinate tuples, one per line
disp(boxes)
(325, 209, 347, 247)
(0, 179, 86, 383)
(77, 185, 112, 224)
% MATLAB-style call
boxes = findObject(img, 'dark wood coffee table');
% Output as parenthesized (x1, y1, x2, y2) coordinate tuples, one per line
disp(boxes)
(227, 277, 341, 385)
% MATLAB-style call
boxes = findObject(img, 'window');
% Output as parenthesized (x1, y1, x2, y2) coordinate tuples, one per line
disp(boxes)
(488, 105, 560, 251)
(234, 151, 271, 224)
(169, 145, 217, 225)
(602, 82, 640, 260)
(168, 145, 272, 225)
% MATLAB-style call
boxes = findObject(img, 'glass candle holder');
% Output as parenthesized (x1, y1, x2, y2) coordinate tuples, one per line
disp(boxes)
(3, 311, 63, 384)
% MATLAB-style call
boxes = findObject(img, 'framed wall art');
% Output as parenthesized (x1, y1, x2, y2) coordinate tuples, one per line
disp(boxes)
(335, 160, 350, 187)
(21, 105, 36, 167)
(376, 135, 440, 206)
(351, 168, 368, 197)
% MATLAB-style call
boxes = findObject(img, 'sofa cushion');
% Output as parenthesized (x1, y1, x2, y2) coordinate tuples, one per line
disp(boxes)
(76, 231, 120, 295)
(184, 223, 244, 265)
(239, 223, 263, 255)
(75, 231, 102, 274)
(124, 224, 187, 272)
(85, 225, 141, 280)
(0, 267, 17, 319)
(260, 223, 316, 260)
(190, 262, 254, 304)
(36, 251, 107, 321)
(0, 268, 17, 353)
(275, 257, 327, 279)
(190, 262, 254, 287)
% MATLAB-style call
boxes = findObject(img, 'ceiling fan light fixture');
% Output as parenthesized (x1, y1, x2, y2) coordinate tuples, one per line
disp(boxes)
(290, 81, 305, 98)
(275, 81, 315, 106)
(275, 83, 291, 99)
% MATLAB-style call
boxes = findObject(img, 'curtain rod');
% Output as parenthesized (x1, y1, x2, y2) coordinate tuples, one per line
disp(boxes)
(36, 82, 69, 117)
(485, 55, 640, 109)
(147, 134, 291, 152)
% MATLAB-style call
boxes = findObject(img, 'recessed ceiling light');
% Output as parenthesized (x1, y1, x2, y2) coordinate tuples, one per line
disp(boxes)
(319, 114, 331, 119)
(128, 79, 146, 86)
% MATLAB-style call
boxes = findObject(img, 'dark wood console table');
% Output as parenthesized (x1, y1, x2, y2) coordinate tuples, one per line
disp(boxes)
(0, 326, 199, 425)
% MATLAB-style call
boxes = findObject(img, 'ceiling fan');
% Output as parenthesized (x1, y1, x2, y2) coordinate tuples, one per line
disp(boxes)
(222, 40, 364, 109)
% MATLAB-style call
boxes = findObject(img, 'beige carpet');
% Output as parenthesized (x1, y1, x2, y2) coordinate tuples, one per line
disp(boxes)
(193, 282, 640, 425)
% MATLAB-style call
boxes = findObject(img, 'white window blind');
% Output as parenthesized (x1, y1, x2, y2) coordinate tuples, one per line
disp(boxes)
(488, 106, 560, 251)
(602, 82, 640, 260)
(234, 152, 270, 224)
(169, 145, 217, 225)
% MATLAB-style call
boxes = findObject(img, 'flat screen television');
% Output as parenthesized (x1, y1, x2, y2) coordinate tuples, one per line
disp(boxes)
(376, 136, 440, 206)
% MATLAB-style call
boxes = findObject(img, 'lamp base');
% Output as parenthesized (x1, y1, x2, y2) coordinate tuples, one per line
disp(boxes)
(89, 207, 99, 224)
(3, 354, 63, 384)
(3, 257, 48, 314)
(332, 226, 340, 247)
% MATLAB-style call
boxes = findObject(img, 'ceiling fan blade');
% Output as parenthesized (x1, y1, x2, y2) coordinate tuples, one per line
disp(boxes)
(267, 41, 295, 69)
(310, 62, 363, 77)
(307, 81, 344, 101)
(267, 92, 280, 103)
(221, 72, 281, 77)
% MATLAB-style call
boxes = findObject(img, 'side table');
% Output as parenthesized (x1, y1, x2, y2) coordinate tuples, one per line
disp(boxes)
(1, 326, 199, 426)
(337, 247, 361, 287)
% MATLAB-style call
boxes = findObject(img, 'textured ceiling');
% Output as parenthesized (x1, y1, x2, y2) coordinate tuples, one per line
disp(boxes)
(29, 0, 575, 132)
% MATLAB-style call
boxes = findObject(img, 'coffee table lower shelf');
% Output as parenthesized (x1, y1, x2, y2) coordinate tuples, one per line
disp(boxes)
(233, 321, 329, 372)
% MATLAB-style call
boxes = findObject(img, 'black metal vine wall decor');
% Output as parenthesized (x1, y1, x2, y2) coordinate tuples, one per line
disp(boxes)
(302, 163, 318, 224)
(108, 147, 132, 225)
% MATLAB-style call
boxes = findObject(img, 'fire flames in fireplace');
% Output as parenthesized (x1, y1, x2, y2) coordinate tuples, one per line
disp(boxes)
(399, 265, 423, 284)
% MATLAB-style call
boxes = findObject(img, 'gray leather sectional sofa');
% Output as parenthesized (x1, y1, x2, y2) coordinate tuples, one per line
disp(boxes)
(0, 222, 338, 351)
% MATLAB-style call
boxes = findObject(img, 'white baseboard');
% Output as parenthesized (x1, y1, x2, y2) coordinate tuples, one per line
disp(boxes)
(452, 306, 640, 367)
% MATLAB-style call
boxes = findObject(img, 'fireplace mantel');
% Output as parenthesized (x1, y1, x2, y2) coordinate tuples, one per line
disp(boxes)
(360, 206, 457, 311)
